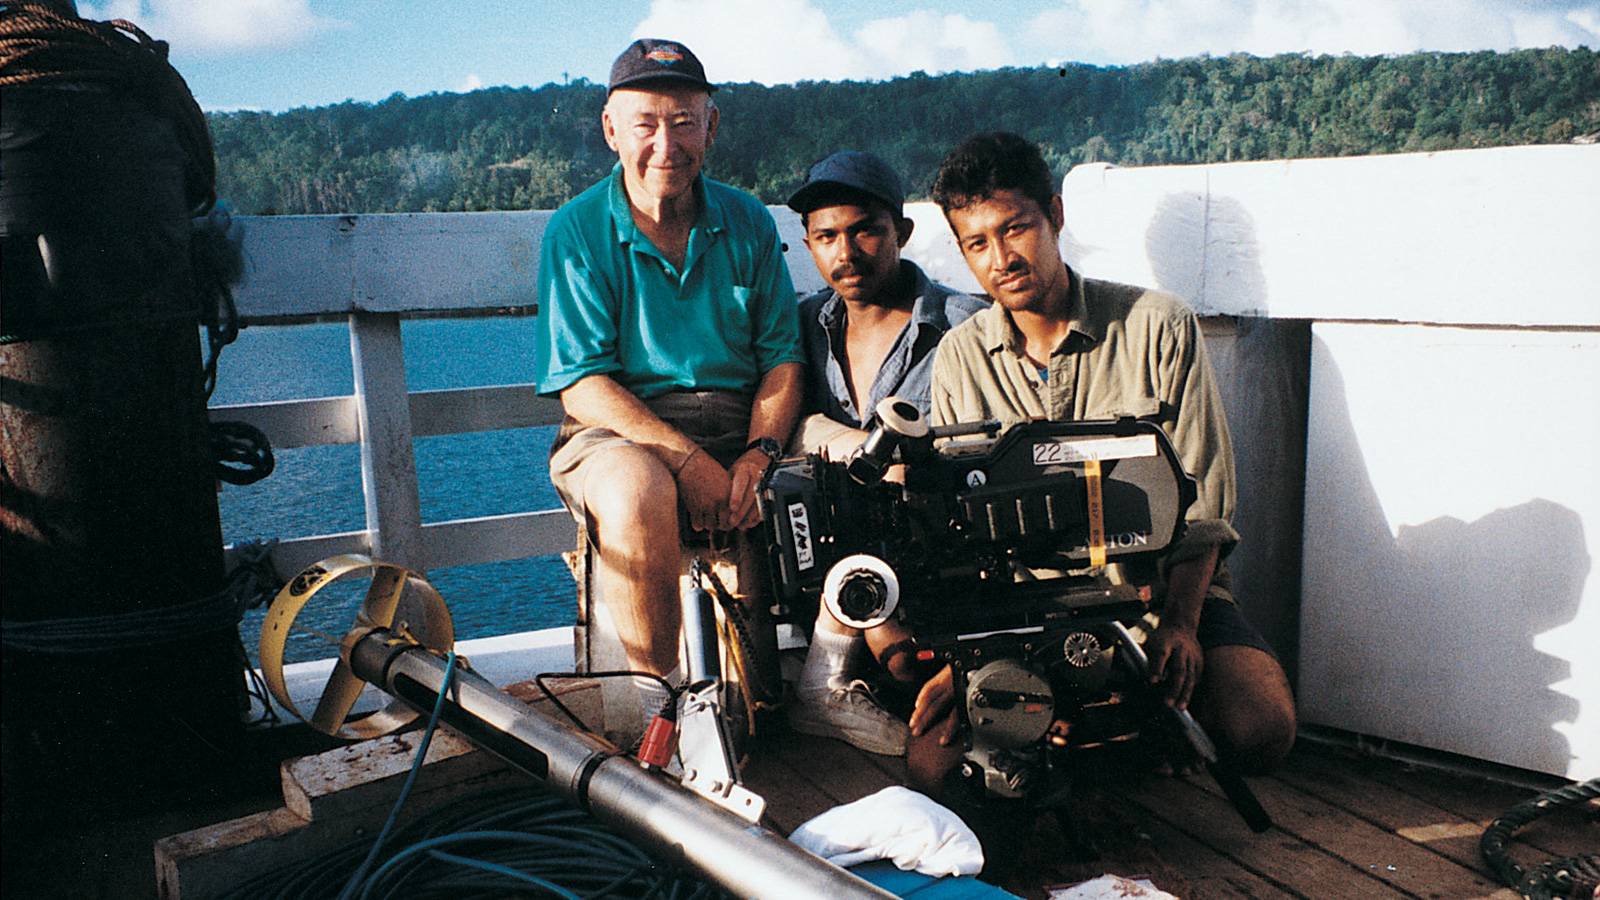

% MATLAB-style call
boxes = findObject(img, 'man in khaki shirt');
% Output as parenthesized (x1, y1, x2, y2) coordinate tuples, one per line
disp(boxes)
(917, 132, 1295, 775)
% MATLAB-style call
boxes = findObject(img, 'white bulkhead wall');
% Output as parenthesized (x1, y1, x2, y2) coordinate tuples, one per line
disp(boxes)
(1048, 145, 1597, 780)
(783, 145, 1600, 779)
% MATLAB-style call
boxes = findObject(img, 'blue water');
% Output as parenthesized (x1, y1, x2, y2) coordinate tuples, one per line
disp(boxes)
(212, 317, 576, 665)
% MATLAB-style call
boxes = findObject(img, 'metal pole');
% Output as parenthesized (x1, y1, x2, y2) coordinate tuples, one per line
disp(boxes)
(349, 630, 900, 900)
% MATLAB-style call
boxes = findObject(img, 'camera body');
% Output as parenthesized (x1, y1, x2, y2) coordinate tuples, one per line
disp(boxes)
(759, 402, 1197, 798)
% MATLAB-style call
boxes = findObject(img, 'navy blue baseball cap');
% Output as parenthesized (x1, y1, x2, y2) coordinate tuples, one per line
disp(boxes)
(787, 151, 905, 216)
(609, 38, 717, 94)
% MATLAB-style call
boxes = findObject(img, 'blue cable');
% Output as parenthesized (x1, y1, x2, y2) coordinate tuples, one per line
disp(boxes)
(212, 646, 724, 900)
(336, 648, 459, 900)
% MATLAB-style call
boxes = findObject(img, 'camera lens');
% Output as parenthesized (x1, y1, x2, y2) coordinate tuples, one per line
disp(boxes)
(836, 570, 888, 621)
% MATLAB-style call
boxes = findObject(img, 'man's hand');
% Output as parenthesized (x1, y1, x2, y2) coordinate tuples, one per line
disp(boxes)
(726, 449, 770, 530)
(1145, 622, 1204, 710)
(1149, 544, 1218, 710)
(909, 664, 957, 742)
(675, 448, 733, 532)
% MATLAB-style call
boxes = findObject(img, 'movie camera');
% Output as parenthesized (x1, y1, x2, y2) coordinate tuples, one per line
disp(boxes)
(758, 397, 1270, 838)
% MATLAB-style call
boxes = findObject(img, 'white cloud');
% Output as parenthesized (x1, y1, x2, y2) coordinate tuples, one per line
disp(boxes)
(79, 0, 336, 55)
(635, 0, 863, 84)
(459, 74, 485, 93)
(633, 0, 1015, 84)
(633, 0, 1598, 87)
(1026, 0, 1600, 64)
(857, 11, 1014, 76)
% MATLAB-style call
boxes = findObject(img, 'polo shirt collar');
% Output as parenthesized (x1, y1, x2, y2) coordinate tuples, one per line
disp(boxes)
(605, 163, 726, 249)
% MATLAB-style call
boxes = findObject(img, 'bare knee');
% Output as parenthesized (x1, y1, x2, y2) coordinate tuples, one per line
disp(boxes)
(1197, 645, 1297, 775)
(581, 446, 683, 674)
(583, 446, 679, 540)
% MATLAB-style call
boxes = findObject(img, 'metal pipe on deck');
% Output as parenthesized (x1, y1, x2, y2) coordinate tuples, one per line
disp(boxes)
(348, 629, 900, 900)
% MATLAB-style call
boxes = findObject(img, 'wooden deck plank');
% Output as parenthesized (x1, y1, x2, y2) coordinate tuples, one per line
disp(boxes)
(1000, 793, 1190, 898)
(1276, 747, 1499, 872)
(1353, 756, 1600, 862)
(741, 741, 843, 834)
(1124, 773, 1419, 900)
(1225, 769, 1515, 899)
(735, 732, 1571, 900)
(1129, 812, 1306, 900)
(1002, 798, 1257, 900)
(764, 727, 907, 807)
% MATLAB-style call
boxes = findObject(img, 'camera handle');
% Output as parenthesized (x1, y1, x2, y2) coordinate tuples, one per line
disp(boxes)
(1110, 622, 1273, 833)
(847, 397, 929, 484)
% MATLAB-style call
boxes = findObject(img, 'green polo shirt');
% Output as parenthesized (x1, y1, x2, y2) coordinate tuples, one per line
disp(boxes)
(929, 270, 1240, 600)
(536, 165, 801, 400)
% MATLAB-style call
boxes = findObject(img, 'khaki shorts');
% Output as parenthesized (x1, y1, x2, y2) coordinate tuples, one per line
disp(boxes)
(548, 390, 753, 538)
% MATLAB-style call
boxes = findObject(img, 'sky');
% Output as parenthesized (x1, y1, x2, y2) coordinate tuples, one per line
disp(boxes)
(77, 0, 1600, 112)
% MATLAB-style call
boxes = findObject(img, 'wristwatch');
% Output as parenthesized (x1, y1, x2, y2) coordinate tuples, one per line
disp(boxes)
(745, 436, 783, 462)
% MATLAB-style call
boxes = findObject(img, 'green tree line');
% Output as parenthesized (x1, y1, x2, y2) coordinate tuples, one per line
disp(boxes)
(209, 47, 1599, 215)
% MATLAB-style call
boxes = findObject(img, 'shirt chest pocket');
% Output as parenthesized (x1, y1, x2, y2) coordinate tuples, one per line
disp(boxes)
(1085, 394, 1162, 421)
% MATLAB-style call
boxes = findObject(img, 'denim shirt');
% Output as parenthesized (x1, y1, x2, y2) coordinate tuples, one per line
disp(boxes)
(798, 261, 985, 432)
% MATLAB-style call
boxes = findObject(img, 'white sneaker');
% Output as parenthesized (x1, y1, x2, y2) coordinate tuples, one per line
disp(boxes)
(788, 680, 909, 756)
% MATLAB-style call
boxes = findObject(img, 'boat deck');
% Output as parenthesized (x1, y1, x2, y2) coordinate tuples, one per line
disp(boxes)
(6, 713, 1594, 900)
(742, 727, 1596, 900)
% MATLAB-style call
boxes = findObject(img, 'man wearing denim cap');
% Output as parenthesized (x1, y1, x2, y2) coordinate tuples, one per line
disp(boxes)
(784, 151, 985, 756)
(535, 38, 802, 733)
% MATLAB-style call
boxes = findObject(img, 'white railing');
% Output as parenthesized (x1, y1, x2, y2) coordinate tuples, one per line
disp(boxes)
(213, 349, 571, 578)
(211, 207, 827, 582)
(213, 212, 570, 579)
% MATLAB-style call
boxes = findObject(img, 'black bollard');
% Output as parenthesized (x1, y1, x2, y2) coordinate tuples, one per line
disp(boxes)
(1, 3, 246, 821)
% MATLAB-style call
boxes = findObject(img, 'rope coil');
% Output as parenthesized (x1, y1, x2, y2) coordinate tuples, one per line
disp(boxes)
(216, 781, 724, 900)
(211, 420, 275, 485)
(1, 0, 217, 213)
(0, 539, 282, 654)
(1481, 777, 1600, 900)
(3, 4, 266, 478)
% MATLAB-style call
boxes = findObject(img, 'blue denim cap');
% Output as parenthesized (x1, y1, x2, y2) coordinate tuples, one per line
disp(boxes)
(787, 151, 905, 216)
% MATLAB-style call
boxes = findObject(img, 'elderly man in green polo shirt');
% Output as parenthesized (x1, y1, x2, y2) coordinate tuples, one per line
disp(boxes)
(535, 39, 803, 729)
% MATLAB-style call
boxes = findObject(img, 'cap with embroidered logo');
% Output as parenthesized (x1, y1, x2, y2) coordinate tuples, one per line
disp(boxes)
(609, 38, 717, 94)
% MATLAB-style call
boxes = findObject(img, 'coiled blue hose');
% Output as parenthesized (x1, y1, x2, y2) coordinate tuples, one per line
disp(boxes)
(216, 648, 724, 900)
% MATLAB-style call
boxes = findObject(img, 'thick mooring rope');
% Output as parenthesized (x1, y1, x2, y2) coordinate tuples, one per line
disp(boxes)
(2, 2, 269, 479)
(0, 0, 216, 213)
(1481, 777, 1600, 900)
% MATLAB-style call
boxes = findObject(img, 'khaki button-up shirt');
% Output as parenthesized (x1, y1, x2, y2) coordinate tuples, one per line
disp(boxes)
(929, 270, 1240, 602)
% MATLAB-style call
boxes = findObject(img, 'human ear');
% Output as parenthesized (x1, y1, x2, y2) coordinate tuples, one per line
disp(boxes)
(895, 216, 915, 248)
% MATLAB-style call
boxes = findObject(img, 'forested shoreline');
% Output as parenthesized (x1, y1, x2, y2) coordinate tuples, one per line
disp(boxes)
(208, 47, 1599, 215)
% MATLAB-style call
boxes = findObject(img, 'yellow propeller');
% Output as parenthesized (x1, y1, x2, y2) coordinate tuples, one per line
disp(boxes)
(258, 555, 454, 739)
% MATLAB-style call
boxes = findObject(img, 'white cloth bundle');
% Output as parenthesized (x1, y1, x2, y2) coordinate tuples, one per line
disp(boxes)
(788, 786, 985, 877)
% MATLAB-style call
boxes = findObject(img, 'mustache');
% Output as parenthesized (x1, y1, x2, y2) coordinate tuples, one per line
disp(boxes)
(996, 259, 1031, 281)
(829, 259, 876, 282)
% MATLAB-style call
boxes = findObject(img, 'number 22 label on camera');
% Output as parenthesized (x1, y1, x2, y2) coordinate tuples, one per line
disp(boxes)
(1031, 434, 1158, 466)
